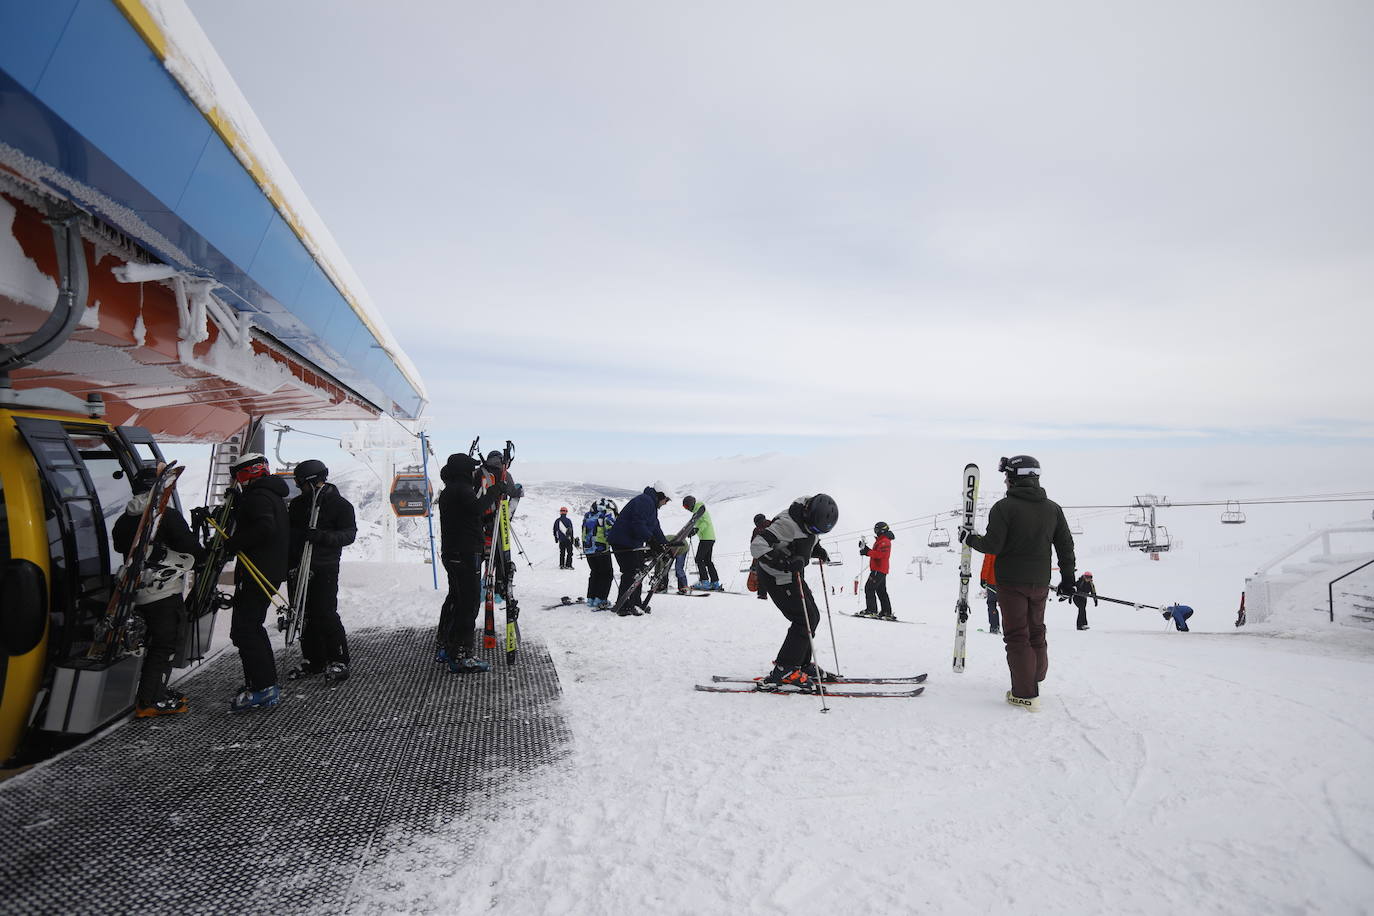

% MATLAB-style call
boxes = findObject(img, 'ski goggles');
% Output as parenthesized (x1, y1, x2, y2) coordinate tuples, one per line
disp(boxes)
(998, 457, 1039, 476)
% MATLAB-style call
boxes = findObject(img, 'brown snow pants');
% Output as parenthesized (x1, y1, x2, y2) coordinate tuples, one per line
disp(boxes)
(998, 583, 1049, 699)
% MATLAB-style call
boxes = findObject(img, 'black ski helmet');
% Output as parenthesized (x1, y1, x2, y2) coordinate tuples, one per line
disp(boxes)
(803, 493, 839, 534)
(753, 513, 768, 528)
(294, 459, 328, 486)
(999, 455, 1041, 477)
(682, 495, 697, 511)
(874, 521, 891, 537)
(484, 450, 505, 470)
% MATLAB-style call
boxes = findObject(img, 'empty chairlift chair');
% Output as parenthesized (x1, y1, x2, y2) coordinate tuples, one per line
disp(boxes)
(1221, 501, 1247, 524)
(928, 521, 951, 549)
(390, 472, 432, 518)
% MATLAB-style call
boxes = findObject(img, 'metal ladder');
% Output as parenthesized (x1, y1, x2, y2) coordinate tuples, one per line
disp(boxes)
(203, 417, 263, 508)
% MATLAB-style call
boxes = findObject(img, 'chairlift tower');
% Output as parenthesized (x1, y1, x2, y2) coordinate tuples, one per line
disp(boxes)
(1126, 494, 1172, 558)
(341, 418, 428, 563)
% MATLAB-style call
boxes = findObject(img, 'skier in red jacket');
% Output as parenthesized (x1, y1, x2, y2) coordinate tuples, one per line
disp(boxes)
(856, 522, 897, 620)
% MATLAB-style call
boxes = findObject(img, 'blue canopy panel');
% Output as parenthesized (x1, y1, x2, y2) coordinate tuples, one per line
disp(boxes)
(0, 0, 425, 419)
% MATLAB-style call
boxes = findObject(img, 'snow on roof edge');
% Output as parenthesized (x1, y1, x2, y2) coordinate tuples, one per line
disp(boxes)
(115, 0, 429, 409)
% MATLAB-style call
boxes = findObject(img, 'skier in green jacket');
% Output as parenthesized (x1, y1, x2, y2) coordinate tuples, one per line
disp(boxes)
(683, 495, 721, 590)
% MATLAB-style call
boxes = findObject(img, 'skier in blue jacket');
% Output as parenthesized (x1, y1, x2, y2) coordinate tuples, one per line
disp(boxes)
(607, 486, 670, 616)
(1164, 605, 1194, 631)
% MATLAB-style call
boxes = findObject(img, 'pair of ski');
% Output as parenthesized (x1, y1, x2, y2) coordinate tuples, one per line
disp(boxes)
(607, 510, 702, 616)
(479, 440, 520, 665)
(695, 672, 926, 698)
(90, 462, 185, 661)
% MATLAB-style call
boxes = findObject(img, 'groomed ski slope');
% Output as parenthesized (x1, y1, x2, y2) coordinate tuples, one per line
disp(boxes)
(339, 547, 1374, 914)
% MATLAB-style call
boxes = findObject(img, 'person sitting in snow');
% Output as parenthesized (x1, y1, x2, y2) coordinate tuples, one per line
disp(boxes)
(1164, 604, 1194, 632)
(856, 521, 896, 620)
(750, 494, 838, 691)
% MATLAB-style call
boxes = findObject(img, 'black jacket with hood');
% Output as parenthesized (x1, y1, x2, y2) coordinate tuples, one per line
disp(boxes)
(225, 474, 291, 584)
(439, 454, 501, 558)
(966, 478, 1075, 587)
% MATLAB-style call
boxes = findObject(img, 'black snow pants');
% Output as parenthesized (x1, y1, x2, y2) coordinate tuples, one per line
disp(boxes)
(230, 570, 281, 691)
(558, 538, 574, 569)
(585, 552, 614, 602)
(613, 547, 647, 611)
(768, 575, 821, 669)
(298, 564, 349, 668)
(439, 552, 483, 656)
(863, 570, 892, 615)
(695, 539, 719, 583)
(136, 594, 182, 705)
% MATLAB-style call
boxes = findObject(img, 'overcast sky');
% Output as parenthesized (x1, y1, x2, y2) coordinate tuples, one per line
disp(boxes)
(186, 0, 1372, 463)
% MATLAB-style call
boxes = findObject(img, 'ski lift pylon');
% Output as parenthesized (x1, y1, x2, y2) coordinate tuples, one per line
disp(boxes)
(1221, 501, 1246, 524)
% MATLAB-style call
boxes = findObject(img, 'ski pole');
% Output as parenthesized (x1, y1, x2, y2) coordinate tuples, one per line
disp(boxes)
(795, 572, 829, 714)
(1089, 593, 1164, 611)
(510, 527, 534, 568)
(815, 559, 842, 675)
(206, 518, 289, 611)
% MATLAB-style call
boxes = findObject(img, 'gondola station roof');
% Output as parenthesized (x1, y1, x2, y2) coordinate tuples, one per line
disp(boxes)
(0, 0, 426, 440)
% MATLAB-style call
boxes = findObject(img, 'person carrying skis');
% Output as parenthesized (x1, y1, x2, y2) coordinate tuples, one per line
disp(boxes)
(681, 496, 721, 590)
(750, 513, 771, 601)
(437, 452, 505, 672)
(285, 460, 357, 682)
(112, 464, 205, 717)
(750, 494, 838, 691)
(1163, 604, 1194, 631)
(222, 453, 290, 712)
(582, 499, 617, 610)
(961, 455, 1075, 713)
(606, 486, 671, 616)
(553, 507, 576, 569)
(857, 521, 896, 619)
(1072, 571, 1098, 630)
(477, 450, 519, 601)
(979, 553, 1001, 634)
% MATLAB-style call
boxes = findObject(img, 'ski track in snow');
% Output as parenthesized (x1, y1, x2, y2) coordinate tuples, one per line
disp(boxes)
(322, 550, 1374, 915)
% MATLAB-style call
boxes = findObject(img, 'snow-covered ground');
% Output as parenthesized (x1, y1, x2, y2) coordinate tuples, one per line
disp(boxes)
(253, 473, 1374, 914)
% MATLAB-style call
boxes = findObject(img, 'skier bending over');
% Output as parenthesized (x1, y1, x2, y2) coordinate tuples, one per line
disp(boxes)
(1164, 604, 1194, 631)
(607, 486, 671, 616)
(750, 494, 839, 691)
(857, 521, 896, 619)
(962, 455, 1075, 713)
(286, 459, 357, 682)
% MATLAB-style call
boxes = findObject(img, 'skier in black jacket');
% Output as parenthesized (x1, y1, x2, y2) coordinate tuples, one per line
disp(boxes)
(749, 494, 838, 691)
(112, 465, 205, 717)
(286, 459, 357, 681)
(962, 455, 1076, 713)
(438, 452, 504, 672)
(553, 507, 576, 569)
(222, 452, 290, 712)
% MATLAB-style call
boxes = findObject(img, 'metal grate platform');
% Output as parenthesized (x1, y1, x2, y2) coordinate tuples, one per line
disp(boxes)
(0, 627, 570, 914)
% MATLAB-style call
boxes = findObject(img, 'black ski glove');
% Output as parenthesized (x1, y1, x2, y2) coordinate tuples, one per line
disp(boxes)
(957, 528, 971, 544)
(859, 546, 870, 557)
(813, 545, 830, 564)
(784, 554, 809, 573)
(1056, 579, 1076, 598)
